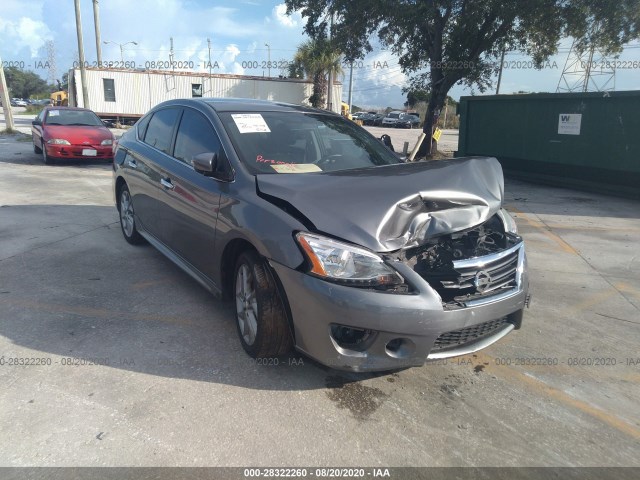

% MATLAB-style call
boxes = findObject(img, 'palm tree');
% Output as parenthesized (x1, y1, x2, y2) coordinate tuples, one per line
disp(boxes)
(292, 39, 343, 109)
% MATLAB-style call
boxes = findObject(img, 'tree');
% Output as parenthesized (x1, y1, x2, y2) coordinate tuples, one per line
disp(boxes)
(292, 38, 343, 109)
(285, 0, 640, 156)
(59, 72, 69, 91)
(404, 89, 430, 109)
(4, 67, 51, 99)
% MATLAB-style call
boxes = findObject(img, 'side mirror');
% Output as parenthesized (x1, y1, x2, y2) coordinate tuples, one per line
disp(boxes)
(192, 152, 217, 176)
(32, 119, 41, 126)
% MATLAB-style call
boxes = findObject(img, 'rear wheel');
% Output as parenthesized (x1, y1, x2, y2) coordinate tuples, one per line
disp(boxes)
(234, 250, 292, 358)
(117, 184, 145, 245)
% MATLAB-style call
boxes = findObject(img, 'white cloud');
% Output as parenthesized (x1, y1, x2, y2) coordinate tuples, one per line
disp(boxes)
(0, 16, 52, 58)
(272, 3, 301, 28)
(223, 45, 242, 63)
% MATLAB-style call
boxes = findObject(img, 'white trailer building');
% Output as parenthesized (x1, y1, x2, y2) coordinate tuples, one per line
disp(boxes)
(68, 67, 342, 120)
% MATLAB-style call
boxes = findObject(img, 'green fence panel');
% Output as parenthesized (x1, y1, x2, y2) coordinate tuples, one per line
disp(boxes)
(456, 91, 640, 197)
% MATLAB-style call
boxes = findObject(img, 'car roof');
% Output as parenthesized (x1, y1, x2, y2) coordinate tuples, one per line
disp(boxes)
(152, 98, 334, 115)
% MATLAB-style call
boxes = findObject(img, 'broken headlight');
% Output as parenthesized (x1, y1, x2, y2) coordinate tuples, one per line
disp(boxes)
(497, 208, 518, 234)
(296, 232, 403, 287)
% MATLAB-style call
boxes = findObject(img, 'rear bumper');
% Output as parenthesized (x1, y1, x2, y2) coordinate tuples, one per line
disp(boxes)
(45, 144, 113, 160)
(270, 249, 529, 372)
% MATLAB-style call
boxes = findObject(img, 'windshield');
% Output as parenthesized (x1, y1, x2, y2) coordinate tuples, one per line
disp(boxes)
(387, 113, 400, 119)
(45, 109, 104, 126)
(219, 111, 401, 174)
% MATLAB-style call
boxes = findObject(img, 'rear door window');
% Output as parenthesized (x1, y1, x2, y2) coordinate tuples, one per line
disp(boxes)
(143, 108, 180, 155)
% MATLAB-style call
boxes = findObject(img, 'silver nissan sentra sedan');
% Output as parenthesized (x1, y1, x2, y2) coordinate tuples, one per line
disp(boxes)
(113, 98, 529, 372)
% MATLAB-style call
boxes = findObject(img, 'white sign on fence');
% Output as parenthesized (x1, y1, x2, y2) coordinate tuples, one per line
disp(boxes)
(558, 113, 582, 135)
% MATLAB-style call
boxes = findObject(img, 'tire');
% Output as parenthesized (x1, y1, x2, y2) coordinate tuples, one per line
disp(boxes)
(117, 184, 145, 245)
(234, 250, 292, 358)
(42, 142, 54, 165)
(33, 140, 42, 154)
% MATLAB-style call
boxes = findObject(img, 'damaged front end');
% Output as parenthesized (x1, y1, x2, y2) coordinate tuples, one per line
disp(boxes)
(391, 211, 526, 310)
(257, 157, 529, 370)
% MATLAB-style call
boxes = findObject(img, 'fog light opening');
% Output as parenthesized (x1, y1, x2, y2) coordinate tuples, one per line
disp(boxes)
(385, 338, 415, 359)
(330, 324, 373, 351)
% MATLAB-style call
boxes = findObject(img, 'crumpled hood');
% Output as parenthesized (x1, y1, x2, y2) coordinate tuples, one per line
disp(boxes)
(256, 157, 504, 252)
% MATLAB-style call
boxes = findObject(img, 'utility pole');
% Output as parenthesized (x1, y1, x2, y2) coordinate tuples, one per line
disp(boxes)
(169, 37, 176, 97)
(207, 38, 212, 96)
(0, 57, 15, 132)
(326, 13, 334, 112)
(347, 61, 354, 113)
(93, 0, 102, 66)
(170, 37, 175, 72)
(496, 48, 506, 94)
(74, 0, 90, 109)
(442, 97, 449, 129)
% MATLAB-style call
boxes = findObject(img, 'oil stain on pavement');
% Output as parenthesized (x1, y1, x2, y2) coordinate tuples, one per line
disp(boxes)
(325, 375, 388, 420)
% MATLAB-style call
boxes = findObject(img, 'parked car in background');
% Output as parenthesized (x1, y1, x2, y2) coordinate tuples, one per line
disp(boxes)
(113, 98, 529, 372)
(396, 113, 421, 129)
(31, 107, 115, 165)
(360, 113, 377, 125)
(11, 98, 28, 107)
(382, 111, 403, 127)
(372, 113, 385, 126)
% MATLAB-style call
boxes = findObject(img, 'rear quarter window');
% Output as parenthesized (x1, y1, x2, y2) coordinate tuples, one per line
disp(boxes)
(143, 108, 180, 154)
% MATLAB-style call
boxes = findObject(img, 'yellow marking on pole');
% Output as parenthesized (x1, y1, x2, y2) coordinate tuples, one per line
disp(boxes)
(432, 127, 442, 142)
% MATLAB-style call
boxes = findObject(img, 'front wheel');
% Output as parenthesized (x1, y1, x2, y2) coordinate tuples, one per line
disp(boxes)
(234, 251, 292, 358)
(118, 184, 145, 245)
(42, 143, 54, 165)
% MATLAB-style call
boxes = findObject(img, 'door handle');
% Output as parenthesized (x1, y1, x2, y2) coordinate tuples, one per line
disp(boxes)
(127, 159, 137, 168)
(160, 178, 175, 190)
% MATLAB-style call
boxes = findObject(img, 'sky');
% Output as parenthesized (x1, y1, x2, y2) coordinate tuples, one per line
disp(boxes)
(1, 0, 640, 109)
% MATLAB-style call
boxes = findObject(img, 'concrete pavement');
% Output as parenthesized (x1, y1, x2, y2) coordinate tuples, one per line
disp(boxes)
(0, 133, 638, 467)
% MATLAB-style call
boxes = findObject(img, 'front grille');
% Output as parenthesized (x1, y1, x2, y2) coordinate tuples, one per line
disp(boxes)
(443, 247, 520, 304)
(432, 316, 510, 351)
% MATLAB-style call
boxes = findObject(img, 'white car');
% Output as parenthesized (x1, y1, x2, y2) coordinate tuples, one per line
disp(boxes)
(382, 111, 403, 127)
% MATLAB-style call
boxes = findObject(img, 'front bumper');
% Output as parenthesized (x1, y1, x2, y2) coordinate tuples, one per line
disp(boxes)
(270, 247, 529, 372)
(45, 144, 113, 160)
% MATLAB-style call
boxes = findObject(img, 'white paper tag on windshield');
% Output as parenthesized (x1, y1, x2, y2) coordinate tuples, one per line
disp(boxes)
(231, 114, 271, 134)
(271, 164, 321, 174)
(49, 110, 60, 116)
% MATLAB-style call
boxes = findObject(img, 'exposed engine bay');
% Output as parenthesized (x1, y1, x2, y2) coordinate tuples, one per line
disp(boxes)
(393, 214, 522, 305)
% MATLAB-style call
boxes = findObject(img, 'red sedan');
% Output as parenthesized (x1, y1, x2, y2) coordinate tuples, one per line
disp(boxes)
(31, 107, 115, 165)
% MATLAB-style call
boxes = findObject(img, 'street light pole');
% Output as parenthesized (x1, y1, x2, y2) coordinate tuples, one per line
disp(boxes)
(103, 40, 138, 64)
(264, 43, 271, 77)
